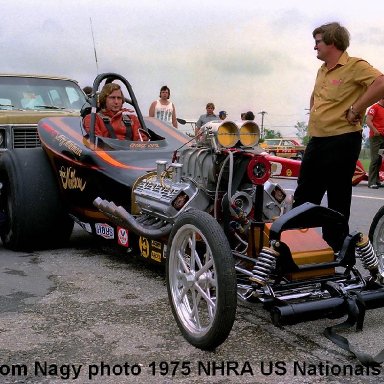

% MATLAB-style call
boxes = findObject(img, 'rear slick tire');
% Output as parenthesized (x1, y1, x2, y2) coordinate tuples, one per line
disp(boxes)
(0, 148, 73, 251)
(166, 209, 237, 350)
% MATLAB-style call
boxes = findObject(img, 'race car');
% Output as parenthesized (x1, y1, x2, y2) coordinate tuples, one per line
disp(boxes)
(263, 152, 380, 187)
(1, 73, 384, 364)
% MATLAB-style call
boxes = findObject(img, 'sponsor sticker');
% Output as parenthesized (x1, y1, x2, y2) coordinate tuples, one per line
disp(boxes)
(95, 223, 114, 239)
(139, 237, 150, 258)
(151, 240, 162, 250)
(151, 250, 162, 263)
(117, 227, 129, 247)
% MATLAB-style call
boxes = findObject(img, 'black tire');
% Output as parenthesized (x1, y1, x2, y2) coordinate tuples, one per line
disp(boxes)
(369, 206, 384, 256)
(166, 209, 237, 350)
(0, 148, 73, 251)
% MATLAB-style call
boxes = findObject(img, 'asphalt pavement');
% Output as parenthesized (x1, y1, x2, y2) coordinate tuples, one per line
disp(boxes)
(1, 179, 384, 383)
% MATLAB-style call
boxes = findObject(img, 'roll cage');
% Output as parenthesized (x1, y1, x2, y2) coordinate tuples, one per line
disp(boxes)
(87, 73, 148, 145)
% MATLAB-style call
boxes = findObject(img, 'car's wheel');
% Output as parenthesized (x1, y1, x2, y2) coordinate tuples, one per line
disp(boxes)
(166, 209, 237, 350)
(369, 206, 384, 258)
(296, 151, 304, 160)
(0, 148, 74, 251)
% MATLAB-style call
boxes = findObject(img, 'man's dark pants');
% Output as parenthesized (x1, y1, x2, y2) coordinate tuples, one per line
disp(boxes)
(293, 131, 362, 251)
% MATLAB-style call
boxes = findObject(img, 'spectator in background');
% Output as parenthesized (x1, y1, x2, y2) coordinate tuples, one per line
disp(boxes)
(195, 102, 218, 135)
(149, 85, 178, 128)
(366, 98, 384, 189)
(244, 111, 255, 120)
(219, 111, 227, 120)
(240, 112, 246, 120)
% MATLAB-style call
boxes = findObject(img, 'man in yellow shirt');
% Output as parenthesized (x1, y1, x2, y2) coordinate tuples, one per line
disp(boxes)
(293, 22, 384, 251)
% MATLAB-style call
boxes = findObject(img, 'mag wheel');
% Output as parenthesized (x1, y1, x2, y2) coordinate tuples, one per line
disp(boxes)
(0, 148, 74, 251)
(369, 206, 384, 258)
(166, 210, 237, 350)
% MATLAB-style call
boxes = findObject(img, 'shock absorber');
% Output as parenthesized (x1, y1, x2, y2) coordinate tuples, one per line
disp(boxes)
(250, 245, 280, 285)
(355, 234, 380, 276)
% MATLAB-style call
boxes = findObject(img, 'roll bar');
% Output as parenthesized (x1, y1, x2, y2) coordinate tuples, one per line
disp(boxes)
(88, 72, 147, 145)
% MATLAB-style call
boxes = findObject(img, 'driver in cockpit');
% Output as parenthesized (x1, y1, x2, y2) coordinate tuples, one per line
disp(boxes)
(83, 83, 149, 141)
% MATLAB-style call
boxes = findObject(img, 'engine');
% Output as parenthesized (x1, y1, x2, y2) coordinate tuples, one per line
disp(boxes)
(94, 119, 291, 241)
(133, 160, 211, 222)
(132, 120, 292, 227)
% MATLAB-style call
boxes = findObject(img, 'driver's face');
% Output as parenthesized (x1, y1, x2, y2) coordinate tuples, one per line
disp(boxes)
(106, 89, 124, 113)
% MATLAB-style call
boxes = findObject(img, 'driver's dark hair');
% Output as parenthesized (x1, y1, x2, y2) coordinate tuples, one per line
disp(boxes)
(312, 22, 350, 51)
(159, 85, 170, 99)
(99, 83, 124, 109)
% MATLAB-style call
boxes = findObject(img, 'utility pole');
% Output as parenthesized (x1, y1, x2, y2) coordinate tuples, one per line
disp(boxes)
(258, 111, 267, 138)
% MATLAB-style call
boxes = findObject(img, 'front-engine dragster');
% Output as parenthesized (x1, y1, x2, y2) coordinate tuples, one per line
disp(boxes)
(3, 72, 382, 365)
(94, 117, 384, 364)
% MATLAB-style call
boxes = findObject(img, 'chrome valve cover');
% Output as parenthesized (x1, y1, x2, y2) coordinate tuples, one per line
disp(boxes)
(133, 173, 209, 222)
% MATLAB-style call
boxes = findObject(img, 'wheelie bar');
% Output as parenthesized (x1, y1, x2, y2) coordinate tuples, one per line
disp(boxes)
(270, 287, 384, 326)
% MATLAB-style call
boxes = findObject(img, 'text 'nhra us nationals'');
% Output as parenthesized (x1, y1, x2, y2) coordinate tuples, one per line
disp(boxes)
(0, 360, 381, 381)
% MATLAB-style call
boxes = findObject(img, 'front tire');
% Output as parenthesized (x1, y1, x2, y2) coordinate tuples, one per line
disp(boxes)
(0, 148, 74, 251)
(369, 206, 384, 256)
(166, 210, 237, 350)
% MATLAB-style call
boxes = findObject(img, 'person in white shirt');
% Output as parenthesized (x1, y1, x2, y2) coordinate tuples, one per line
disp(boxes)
(149, 85, 178, 128)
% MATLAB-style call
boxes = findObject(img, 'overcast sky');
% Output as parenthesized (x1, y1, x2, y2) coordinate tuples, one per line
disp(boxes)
(2, 0, 384, 136)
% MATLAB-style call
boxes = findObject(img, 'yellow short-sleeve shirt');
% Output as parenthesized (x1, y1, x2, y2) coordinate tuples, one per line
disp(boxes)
(309, 51, 382, 137)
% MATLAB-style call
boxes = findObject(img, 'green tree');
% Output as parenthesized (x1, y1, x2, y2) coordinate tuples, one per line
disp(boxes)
(262, 128, 282, 140)
(295, 121, 310, 145)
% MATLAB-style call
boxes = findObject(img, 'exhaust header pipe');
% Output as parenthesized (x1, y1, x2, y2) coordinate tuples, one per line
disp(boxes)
(93, 197, 172, 239)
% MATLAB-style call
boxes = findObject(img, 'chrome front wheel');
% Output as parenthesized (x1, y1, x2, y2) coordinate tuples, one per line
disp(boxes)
(166, 210, 237, 350)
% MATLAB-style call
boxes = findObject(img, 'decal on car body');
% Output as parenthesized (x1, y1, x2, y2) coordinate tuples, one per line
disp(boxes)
(151, 250, 162, 262)
(55, 134, 83, 156)
(59, 166, 87, 191)
(139, 237, 150, 258)
(117, 227, 129, 247)
(95, 223, 114, 239)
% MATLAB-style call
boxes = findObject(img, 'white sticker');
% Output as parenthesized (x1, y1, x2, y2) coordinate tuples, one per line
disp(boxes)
(117, 227, 129, 247)
(95, 223, 114, 239)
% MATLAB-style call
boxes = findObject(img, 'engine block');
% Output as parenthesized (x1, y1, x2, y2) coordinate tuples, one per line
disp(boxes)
(133, 161, 210, 222)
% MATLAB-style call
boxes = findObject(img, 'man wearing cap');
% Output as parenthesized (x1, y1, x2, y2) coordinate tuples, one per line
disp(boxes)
(219, 111, 227, 120)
